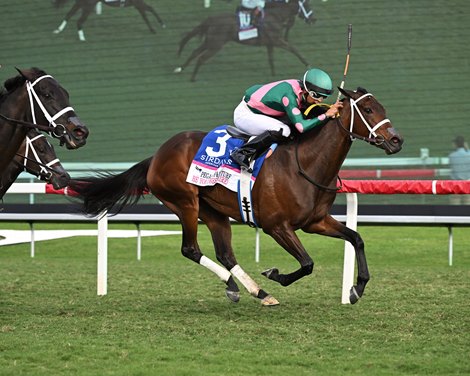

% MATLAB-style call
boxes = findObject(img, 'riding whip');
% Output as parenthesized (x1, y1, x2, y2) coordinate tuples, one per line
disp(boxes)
(337, 24, 352, 102)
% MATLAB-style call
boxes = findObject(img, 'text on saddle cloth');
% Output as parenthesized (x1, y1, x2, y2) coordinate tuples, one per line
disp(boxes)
(186, 125, 277, 226)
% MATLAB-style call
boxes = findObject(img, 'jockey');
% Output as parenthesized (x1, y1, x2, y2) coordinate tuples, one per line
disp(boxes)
(239, 0, 265, 25)
(230, 68, 343, 170)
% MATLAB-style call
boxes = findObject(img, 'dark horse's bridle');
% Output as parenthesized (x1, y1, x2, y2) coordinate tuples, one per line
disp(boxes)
(296, 91, 391, 192)
(0, 74, 74, 140)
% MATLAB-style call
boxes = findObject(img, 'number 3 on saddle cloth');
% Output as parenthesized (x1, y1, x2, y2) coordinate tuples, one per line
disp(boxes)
(186, 125, 277, 227)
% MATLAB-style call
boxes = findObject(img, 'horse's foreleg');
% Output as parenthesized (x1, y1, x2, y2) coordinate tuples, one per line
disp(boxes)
(199, 203, 278, 305)
(75, 7, 93, 41)
(305, 215, 369, 304)
(53, 0, 82, 33)
(262, 224, 314, 287)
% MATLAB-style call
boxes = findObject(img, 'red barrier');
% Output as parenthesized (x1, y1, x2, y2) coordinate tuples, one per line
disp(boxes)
(45, 180, 470, 196)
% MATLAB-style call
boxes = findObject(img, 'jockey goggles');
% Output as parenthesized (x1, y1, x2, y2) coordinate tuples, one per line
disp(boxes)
(302, 72, 333, 100)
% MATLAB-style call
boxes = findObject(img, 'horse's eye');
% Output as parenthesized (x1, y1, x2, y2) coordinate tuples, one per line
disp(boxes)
(364, 108, 372, 114)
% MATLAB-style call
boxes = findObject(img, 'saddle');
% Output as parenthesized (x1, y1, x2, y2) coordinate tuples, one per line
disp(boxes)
(226, 125, 250, 141)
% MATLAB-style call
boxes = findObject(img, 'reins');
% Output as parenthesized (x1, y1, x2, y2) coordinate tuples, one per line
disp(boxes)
(14, 152, 58, 180)
(295, 143, 342, 192)
(0, 113, 67, 137)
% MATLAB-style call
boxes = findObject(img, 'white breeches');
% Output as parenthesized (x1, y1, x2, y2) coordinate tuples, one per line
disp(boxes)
(233, 100, 291, 137)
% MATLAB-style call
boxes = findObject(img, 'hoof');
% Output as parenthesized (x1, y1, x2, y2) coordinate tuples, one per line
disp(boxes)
(225, 289, 240, 303)
(349, 286, 360, 304)
(174, 67, 183, 73)
(261, 295, 279, 306)
(261, 267, 279, 280)
(161, 23, 167, 28)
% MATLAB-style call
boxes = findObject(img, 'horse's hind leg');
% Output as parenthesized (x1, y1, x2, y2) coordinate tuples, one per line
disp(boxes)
(141, 1, 166, 28)
(199, 202, 279, 305)
(158, 197, 238, 302)
(305, 215, 369, 304)
(190, 46, 223, 82)
(275, 39, 310, 68)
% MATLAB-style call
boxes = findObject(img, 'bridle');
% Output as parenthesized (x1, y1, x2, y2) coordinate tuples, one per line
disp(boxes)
(335, 92, 391, 146)
(296, 91, 391, 191)
(16, 133, 62, 181)
(297, 0, 313, 21)
(0, 74, 75, 139)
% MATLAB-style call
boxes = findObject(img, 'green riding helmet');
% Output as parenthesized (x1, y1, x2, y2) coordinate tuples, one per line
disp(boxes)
(302, 68, 334, 98)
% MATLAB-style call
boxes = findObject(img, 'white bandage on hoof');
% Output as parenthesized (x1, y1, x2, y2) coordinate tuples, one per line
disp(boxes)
(230, 264, 260, 296)
(199, 255, 231, 282)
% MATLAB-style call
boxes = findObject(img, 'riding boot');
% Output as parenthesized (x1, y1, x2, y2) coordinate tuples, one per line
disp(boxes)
(230, 130, 284, 172)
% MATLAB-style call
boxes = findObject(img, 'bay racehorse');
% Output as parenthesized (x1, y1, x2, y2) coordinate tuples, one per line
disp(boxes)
(174, 0, 315, 81)
(0, 129, 70, 199)
(0, 67, 89, 182)
(53, 0, 166, 41)
(69, 87, 403, 306)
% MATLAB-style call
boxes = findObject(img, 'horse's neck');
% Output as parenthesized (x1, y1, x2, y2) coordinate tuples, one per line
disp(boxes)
(266, 3, 296, 21)
(0, 87, 30, 174)
(297, 115, 353, 183)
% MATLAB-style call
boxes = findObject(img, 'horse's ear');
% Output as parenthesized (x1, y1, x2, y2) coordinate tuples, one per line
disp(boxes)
(338, 86, 352, 99)
(15, 67, 29, 80)
(356, 87, 368, 94)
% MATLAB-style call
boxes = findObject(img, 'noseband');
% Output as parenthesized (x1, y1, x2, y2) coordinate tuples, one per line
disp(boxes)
(298, 0, 313, 20)
(16, 134, 61, 181)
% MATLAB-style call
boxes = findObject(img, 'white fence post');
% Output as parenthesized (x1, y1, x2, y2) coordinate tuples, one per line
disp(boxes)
(342, 193, 358, 304)
(97, 210, 108, 296)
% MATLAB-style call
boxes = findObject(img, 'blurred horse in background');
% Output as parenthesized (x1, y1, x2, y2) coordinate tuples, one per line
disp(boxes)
(174, 0, 315, 81)
(53, 0, 166, 41)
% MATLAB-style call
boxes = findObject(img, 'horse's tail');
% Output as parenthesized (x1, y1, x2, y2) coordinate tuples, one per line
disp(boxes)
(177, 18, 210, 56)
(69, 157, 152, 217)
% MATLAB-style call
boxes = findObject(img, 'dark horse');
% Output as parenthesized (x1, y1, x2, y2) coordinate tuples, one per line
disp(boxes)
(53, 0, 166, 41)
(69, 87, 403, 306)
(174, 0, 315, 81)
(0, 67, 89, 183)
(0, 129, 70, 198)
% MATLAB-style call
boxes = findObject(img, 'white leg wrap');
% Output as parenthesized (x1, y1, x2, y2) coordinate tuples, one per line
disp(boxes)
(54, 21, 67, 33)
(230, 264, 260, 296)
(199, 255, 231, 282)
(78, 30, 86, 41)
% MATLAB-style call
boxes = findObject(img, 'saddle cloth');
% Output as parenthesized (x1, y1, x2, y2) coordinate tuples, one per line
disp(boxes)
(237, 10, 258, 41)
(186, 125, 267, 192)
